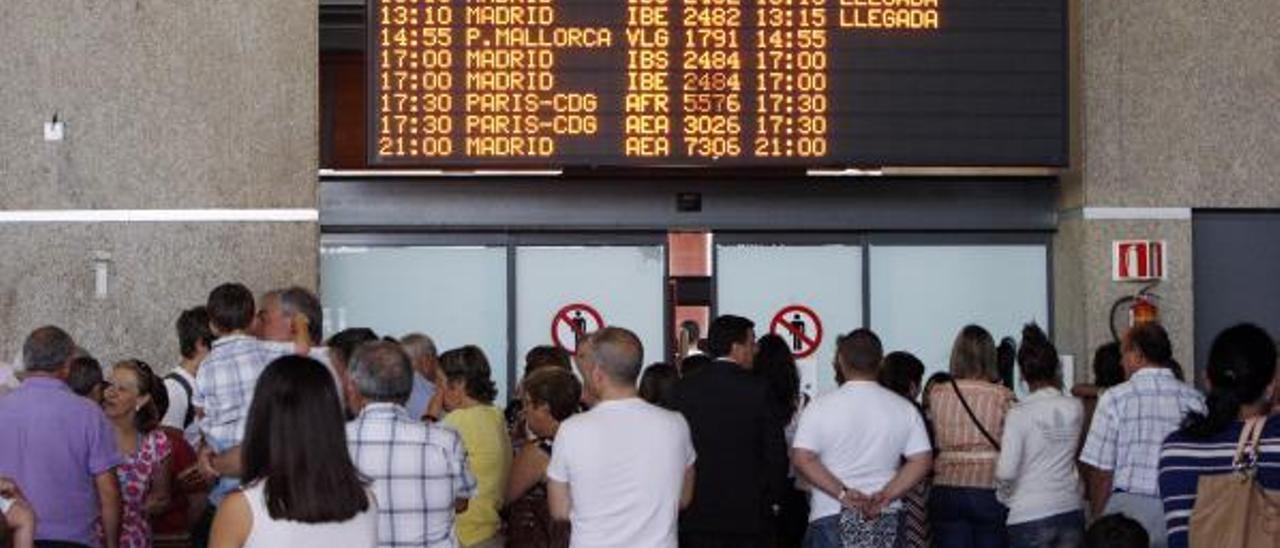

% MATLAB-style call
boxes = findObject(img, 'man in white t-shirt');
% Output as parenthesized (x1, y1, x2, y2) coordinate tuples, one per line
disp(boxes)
(792, 328, 933, 548)
(547, 327, 696, 548)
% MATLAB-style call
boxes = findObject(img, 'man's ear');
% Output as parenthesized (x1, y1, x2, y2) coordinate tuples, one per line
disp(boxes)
(55, 361, 73, 380)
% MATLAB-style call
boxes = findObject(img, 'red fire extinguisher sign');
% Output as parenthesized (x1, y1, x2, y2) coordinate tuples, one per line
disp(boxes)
(1112, 240, 1166, 281)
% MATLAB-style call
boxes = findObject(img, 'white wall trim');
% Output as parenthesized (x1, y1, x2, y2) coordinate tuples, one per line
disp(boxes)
(0, 209, 319, 223)
(1079, 207, 1192, 221)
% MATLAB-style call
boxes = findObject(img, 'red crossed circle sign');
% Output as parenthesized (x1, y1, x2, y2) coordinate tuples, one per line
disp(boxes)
(770, 305, 824, 359)
(551, 303, 605, 355)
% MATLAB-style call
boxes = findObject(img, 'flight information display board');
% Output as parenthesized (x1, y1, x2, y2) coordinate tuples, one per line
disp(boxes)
(368, 0, 1066, 168)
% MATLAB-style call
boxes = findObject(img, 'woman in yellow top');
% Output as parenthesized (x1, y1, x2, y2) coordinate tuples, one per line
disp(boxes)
(437, 346, 512, 548)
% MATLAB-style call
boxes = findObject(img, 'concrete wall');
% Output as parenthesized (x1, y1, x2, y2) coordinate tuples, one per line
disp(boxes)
(0, 0, 318, 369)
(1056, 0, 1280, 381)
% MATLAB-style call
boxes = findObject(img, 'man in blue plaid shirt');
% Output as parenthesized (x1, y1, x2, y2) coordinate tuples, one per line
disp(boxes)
(1079, 323, 1203, 548)
(346, 340, 477, 548)
(190, 283, 296, 543)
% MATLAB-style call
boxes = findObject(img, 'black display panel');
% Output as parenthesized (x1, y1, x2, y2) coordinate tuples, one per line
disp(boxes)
(368, 0, 1067, 167)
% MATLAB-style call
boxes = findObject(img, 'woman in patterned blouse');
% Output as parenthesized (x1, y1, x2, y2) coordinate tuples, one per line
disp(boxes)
(101, 360, 173, 548)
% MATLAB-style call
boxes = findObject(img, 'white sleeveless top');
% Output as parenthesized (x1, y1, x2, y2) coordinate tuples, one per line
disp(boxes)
(243, 480, 378, 548)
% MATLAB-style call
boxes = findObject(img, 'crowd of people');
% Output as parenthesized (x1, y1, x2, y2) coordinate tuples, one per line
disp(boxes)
(0, 281, 1277, 548)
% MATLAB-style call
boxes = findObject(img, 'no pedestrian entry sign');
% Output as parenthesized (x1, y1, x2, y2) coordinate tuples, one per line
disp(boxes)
(770, 305, 824, 359)
(551, 303, 604, 355)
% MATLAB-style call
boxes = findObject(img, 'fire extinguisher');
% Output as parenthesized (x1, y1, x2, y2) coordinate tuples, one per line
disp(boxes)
(1109, 283, 1160, 341)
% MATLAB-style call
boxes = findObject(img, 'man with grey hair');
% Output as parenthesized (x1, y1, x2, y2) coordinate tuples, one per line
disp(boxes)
(250, 286, 344, 409)
(547, 327, 696, 548)
(346, 340, 476, 548)
(400, 332, 439, 421)
(0, 326, 124, 548)
(253, 286, 323, 346)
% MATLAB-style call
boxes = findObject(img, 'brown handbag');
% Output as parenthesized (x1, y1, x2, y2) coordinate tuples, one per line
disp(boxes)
(1187, 417, 1280, 548)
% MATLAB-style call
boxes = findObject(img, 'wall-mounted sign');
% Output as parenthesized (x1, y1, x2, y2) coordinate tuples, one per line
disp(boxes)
(1113, 240, 1166, 281)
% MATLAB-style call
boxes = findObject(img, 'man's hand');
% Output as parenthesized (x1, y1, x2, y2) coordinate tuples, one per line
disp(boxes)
(196, 445, 219, 480)
(861, 491, 890, 518)
(839, 487, 870, 512)
(177, 463, 215, 491)
(2, 498, 36, 548)
(0, 477, 24, 501)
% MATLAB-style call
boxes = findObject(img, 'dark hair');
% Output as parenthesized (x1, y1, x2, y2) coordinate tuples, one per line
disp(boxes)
(879, 351, 925, 400)
(638, 363, 679, 409)
(680, 320, 701, 343)
(326, 328, 380, 366)
(1181, 324, 1277, 439)
(754, 334, 800, 418)
(950, 325, 996, 381)
(1017, 323, 1061, 387)
(836, 328, 883, 375)
(207, 283, 255, 332)
(177, 306, 215, 360)
(242, 356, 369, 522)
(152, 373, 171, 420)
(679, 354, 711, 377)
(996, 337, 1017, 390)
(439, 346, 499, 403)
(23, 325, 76, 373)
(113, 360, 163, 432)
(524, 345, 571, 376)
(922, 371, 953, 410)
(279, 287, 323, 345)
(1164, 359, 1186, 382)
(67, 356, 104, 397)
(1092, 342, 1124, 388)
(523, 368, 583, 421)
(1124, 323, 1172, 366)
(707, 315, 755, 359)
(1085, 514, 1149, 548)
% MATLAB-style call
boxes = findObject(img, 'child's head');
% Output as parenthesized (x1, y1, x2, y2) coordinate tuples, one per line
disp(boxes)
(1085, 514, 1149, 548)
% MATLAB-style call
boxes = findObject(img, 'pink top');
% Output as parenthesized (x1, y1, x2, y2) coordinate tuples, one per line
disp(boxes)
(927, 379, 1014, 489)
(114, 429, 172, 548)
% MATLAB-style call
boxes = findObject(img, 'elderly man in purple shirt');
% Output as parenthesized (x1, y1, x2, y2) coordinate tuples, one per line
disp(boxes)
(0, 326, 123, 548)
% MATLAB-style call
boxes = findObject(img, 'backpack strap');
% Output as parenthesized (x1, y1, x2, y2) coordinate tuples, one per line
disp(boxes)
(165, 372, 195, 428)
(950, 379, 1001, 451)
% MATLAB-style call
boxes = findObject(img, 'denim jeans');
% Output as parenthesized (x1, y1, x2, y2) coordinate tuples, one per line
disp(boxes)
(930, 486, 1009, 548)
(1008, 510, 1085, 548)
(803, 514, 842, 548)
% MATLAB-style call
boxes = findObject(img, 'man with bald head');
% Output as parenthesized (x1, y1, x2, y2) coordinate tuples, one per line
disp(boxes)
(547, 327, 696, 548)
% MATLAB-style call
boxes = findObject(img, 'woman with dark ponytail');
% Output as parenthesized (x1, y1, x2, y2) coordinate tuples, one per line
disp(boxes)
(1158, 324, 1280, 548)
(994, 324, 1086, 548)
(438, 346, 512, 548)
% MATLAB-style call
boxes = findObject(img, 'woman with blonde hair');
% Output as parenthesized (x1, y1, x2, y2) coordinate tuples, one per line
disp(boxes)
(927, 325, 1015, 548)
